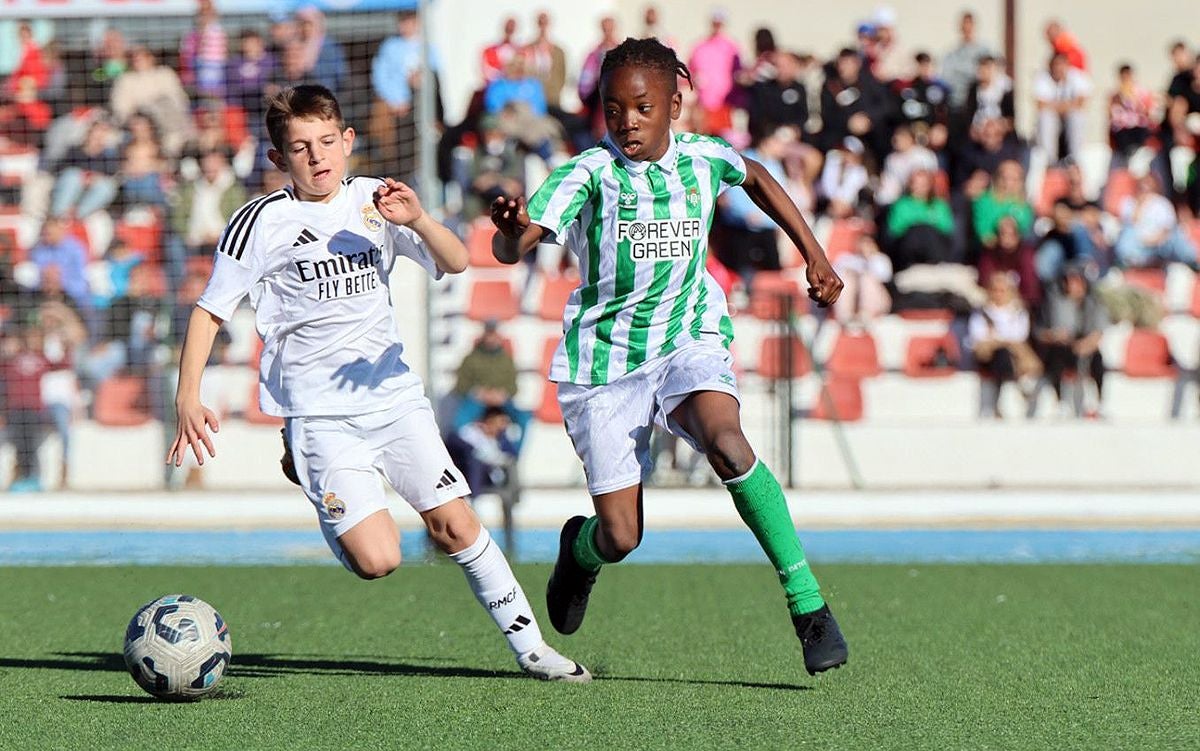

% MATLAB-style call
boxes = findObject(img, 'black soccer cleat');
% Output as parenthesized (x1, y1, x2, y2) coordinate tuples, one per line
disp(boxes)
(546, 515, 598, 635)
(792, 605, 849, 676)
(280, 428, 301, 487)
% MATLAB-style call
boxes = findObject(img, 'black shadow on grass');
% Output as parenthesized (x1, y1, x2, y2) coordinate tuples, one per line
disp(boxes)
(61, 689, 247, 704)
(604, 674, 812, 692)
(10, 653, 811, 692)
(59, 695, 161, 704)
(2, 652, 522, 681)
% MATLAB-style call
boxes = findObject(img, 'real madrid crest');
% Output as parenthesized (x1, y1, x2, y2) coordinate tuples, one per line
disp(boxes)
(361, 204, 384, 232)
(322, 491, 346, 520)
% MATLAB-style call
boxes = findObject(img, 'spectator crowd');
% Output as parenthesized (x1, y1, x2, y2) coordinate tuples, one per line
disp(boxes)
(2, 4, 1200, 490)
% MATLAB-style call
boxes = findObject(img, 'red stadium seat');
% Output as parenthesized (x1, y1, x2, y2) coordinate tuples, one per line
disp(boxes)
(115, 212, 163, 262)
(758, 335, 812, 379)
(904, 333, 960, 378)
(244, 382, 283, 426)
(1122, 268, 1166, 295)
(467, 220, 503, 268)
(539, 336, 558, 376)
(0, 226, 22, 262)
(897, 308, 955, 322)
(1103, 169, 1137, 216)
(824, 219, 864, 263)
(466, 280, 518, 322)
(826, 331, 882, 379)
(747, 272, 807, 320)
(1036, 167, 1070, 216)
(1124, 329, 1175, 378)
(93, 376, 152, 427)
(534, 381, 562, 423)
(539, 274, 578, 321)
(810, 377, 864, 421)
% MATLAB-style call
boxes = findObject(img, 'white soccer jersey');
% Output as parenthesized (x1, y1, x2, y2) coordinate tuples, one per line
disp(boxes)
(527, 132, 745, 386)
(197, 177, 441, 417)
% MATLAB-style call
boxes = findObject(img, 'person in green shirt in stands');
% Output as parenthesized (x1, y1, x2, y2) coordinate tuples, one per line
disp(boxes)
(885, 168, 956, 270)
(972, 159, 1034, 250)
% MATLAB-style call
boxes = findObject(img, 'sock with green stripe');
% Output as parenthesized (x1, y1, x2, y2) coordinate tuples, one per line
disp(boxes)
(726, 460, 825, 616)
(571, 516, 611, 573)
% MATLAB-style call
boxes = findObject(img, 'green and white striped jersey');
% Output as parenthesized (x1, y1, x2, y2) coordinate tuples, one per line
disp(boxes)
(528, 131, 746, 386)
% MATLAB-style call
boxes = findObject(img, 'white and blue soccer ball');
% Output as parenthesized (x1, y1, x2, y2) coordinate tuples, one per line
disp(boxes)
(123, 594, 232, 700)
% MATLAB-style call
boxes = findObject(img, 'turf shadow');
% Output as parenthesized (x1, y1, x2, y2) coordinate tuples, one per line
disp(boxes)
(3, 652, 524, 681)
(604, 674, 811, 692)
(60, 689, 246, 704)
(59, 695, 161, 704)
(8, 653, 809, 690)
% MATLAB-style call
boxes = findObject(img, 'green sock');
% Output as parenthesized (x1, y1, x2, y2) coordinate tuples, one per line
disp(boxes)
(727, 461, 825, 616)
(571, 516, 609, 573)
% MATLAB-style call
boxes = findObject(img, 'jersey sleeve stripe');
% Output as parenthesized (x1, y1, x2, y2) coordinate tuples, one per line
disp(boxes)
(216, 195, 266, 259)
(528, 148, 610, 238)
(231, 193, 288, 260)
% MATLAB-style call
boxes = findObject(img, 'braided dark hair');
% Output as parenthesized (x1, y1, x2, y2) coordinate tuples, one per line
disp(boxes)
(599, 37, 693, 91)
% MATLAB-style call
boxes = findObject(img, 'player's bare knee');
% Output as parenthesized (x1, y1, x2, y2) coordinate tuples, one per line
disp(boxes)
(424, 509, 480, 554)
(704, 428, 755, 479)
(348, 548, 401, 580)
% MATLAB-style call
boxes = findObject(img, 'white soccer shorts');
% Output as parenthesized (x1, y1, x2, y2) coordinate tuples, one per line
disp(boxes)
(284, 393, 471, 559)
(557, 343, 740, 495)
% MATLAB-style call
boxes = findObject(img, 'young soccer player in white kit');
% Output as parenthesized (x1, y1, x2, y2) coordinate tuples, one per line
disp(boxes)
(167, 85, 589, 682)
(492, 39, 849, 675)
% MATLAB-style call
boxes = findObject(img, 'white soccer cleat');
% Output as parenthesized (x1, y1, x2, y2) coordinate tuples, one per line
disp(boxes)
(516, 643, 592, 683)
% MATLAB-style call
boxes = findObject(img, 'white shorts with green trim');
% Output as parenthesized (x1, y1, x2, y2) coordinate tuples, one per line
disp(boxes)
(285, 393, 470, 562)
(556, 344, 740, 496)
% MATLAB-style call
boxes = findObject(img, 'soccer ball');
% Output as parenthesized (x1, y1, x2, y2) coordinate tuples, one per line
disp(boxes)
(123, 594, 232, 700)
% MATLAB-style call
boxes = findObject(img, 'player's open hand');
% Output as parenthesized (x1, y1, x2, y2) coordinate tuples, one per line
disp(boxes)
(491, 195, 530, 239)
(805, 257, 844, 308)
(373, 178, 424, 226)
(167, 400, 220, 467)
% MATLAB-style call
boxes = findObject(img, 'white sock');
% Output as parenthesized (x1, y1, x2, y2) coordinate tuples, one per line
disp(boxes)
(448, 528, 543, 655)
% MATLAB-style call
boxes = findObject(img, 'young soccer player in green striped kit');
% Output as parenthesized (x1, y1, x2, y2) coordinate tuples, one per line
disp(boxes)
(492, 38, 848, 675)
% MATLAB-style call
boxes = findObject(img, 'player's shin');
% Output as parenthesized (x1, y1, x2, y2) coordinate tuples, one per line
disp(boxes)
(725, 460, 826, 616)
(448, 527, 543, 655)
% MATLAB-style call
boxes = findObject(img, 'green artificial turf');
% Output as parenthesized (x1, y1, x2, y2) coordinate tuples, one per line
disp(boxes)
(0, 564, 1196, 750)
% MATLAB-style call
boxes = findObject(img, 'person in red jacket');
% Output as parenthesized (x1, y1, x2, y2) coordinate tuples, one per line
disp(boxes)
(1, 327, 52, 492)
(1044, 20, 1088, 72)
(979, 216, 1042, 310)
(4, 22, 50, 97)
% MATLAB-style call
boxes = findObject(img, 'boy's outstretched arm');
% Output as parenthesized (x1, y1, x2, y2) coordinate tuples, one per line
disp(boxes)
(167, 306, 223, 467)
(490, 196, 547, 264)
(741, 158, 844, 307)
(374, 178, 468, 273)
